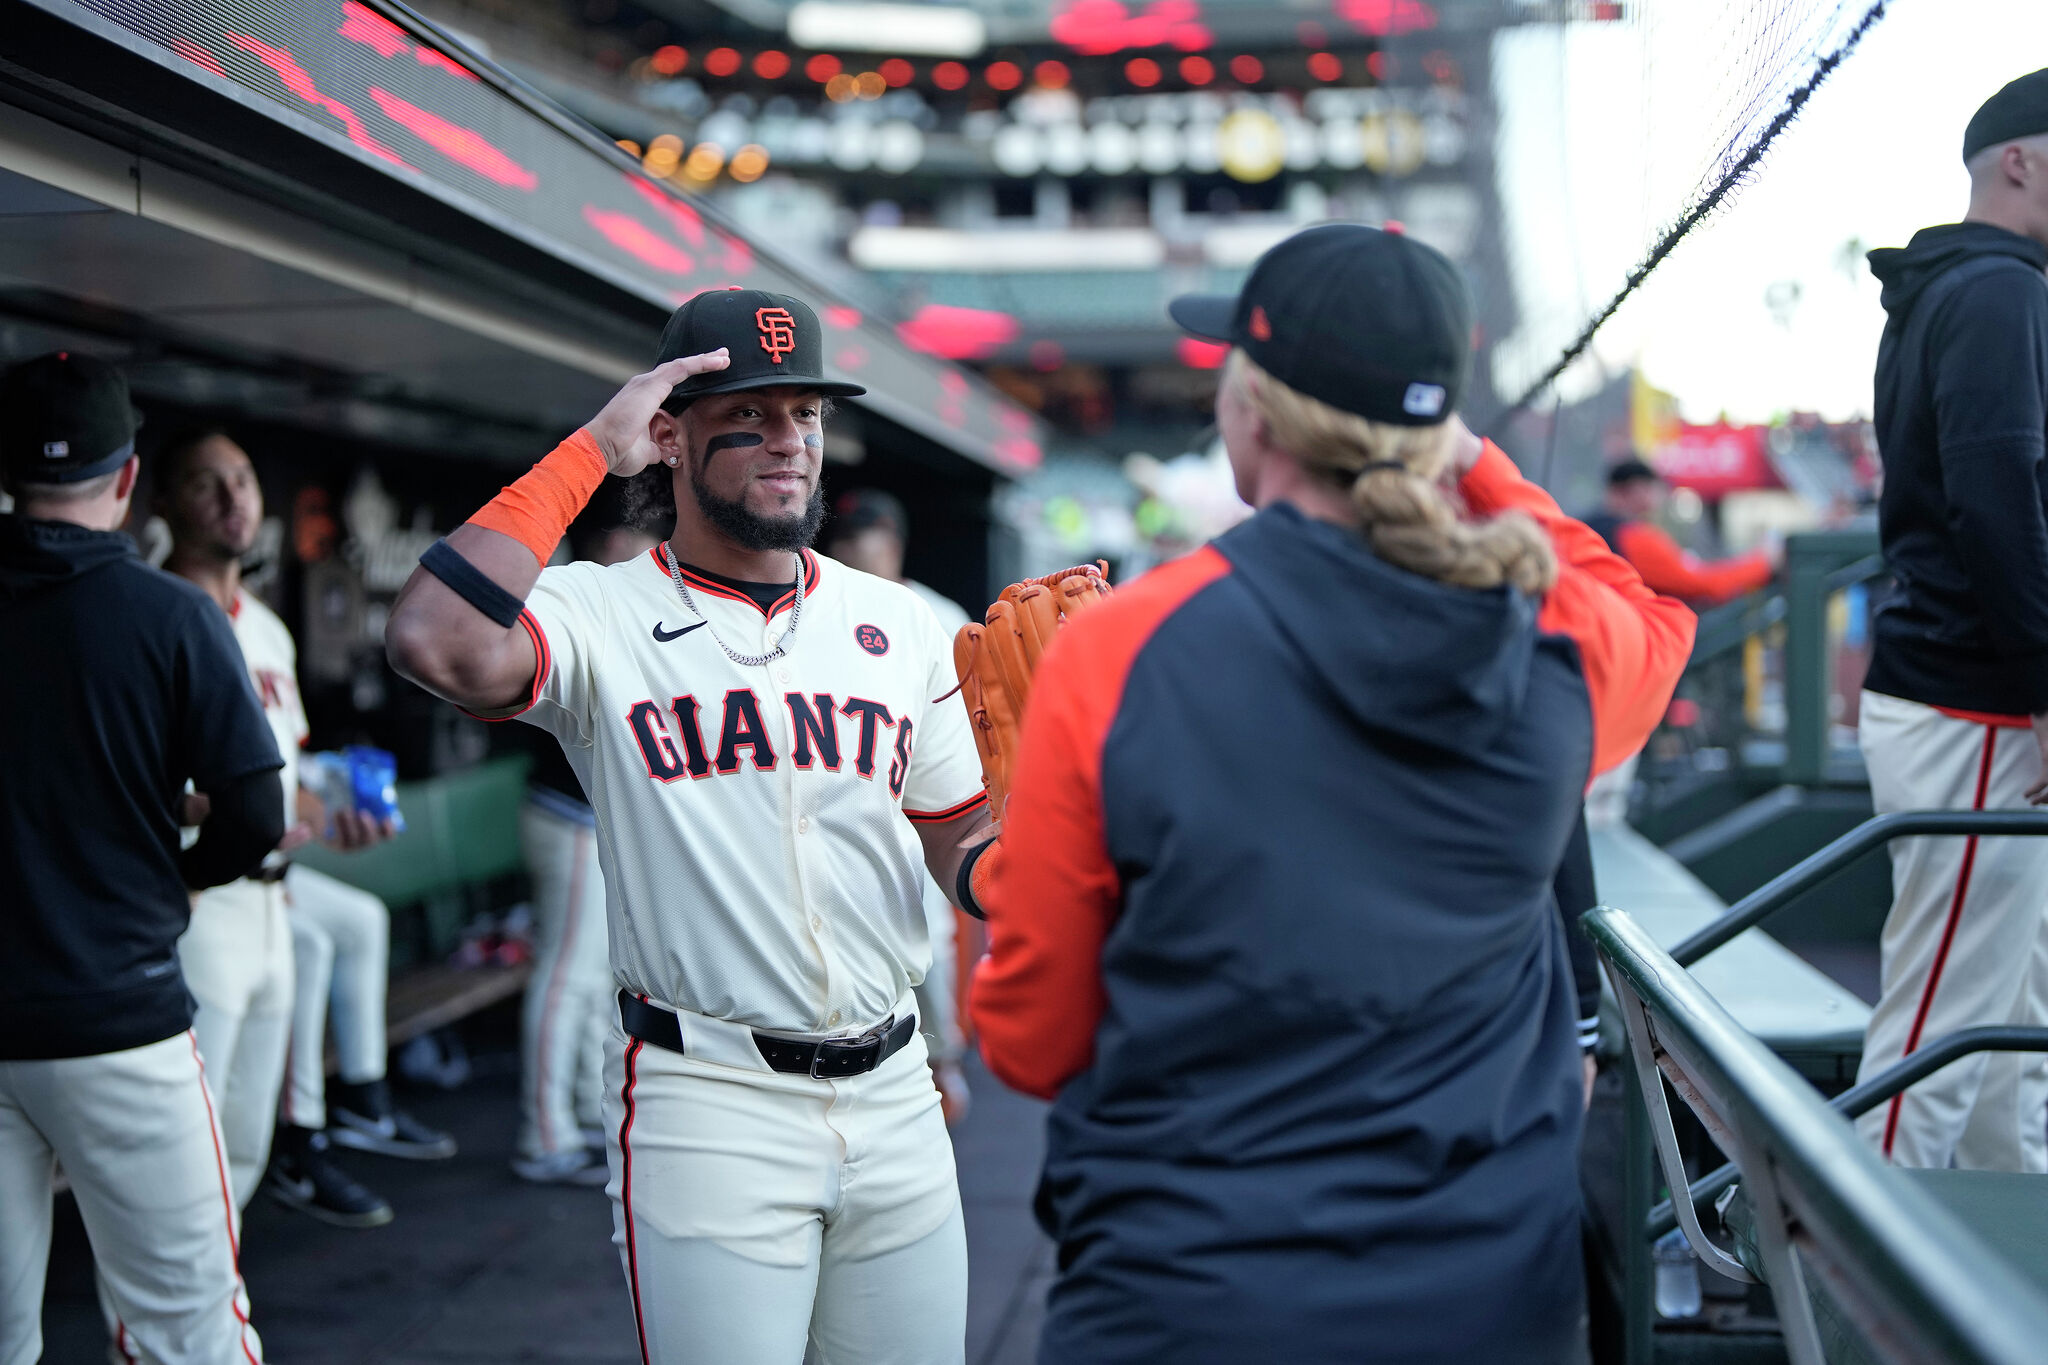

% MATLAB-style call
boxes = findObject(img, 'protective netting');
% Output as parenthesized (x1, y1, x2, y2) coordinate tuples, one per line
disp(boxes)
(1490, 0, 1890, 424)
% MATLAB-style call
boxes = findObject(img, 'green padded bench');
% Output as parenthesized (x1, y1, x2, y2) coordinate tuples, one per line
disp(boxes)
(291, 755, 535, 1054)
(1589, 904, 2048, 1365)
(1590, 823, 1869, 1078)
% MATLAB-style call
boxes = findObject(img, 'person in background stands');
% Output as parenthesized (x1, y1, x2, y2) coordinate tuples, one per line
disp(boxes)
(1585, 459, 1777, 608)
(513, 522, 659, 1186)
(1854, 69, 2048, 1173)
(1, 353, 281, 1363)
(155, 428, 453, 1234)
(822, 488, 974, 1123)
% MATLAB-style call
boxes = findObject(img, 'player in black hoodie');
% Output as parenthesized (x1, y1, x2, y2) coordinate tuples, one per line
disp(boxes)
(1854, 69, 2048, 1173)
(0, 354, 283, 1362)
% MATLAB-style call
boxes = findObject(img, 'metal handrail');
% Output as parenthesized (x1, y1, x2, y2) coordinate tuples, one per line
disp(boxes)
(1589, 907, 2048, 1365)
(1645, 1025, 2048, 1238)
(1671, 810, 2048, 966)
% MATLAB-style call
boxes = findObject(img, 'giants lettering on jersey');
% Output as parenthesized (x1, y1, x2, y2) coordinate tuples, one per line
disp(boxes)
(627, 690, 913, 797)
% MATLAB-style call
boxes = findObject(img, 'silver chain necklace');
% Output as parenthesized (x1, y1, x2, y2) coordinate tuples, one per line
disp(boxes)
(662, 544, 804, 667)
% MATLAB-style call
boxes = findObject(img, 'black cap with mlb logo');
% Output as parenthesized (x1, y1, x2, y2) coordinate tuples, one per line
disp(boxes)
(0, 351, 141, 486)
(1168, 223, 1473, 427)
(656, 288, 868, 406)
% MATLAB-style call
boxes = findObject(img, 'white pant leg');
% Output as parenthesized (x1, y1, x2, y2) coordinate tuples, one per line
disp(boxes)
(6, 1035, 264, 1365)
(809, 1201, 967, 1365)
(179, 882, 294, 1207)
(520, 803, 613, 1158)
(0, 1070, 56, 1365)
(281, 866, 390, 1129)
(1955, 907, 2048, 1172)
(1854, 692, 2048, 1170)
(602, 1021, 963, 1365)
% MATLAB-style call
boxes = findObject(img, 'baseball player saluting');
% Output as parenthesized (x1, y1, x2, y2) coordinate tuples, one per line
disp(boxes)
(386, 290, 989, 1363)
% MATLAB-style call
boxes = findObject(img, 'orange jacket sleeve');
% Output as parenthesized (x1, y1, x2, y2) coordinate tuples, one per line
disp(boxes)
(1612, 522, 1774, 607)
(1460, 442, 1698, 776)
(969, 549, 1232, 1100)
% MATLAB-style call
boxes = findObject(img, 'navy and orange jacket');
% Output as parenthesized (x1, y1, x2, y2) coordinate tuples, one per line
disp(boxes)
(971, 443, 1693, 1363)
(1584, 511, 1774, 608)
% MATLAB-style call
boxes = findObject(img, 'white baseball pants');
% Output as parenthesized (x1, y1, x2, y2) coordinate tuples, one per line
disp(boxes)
(519, 801, 612, 1159)
(1854, 690, 2048, 1171)
(0, 1032, 264, 1365)
(911, 880, 963, 1067)
(603, 1008, 966, 1364)
(179, 880, 294, 1207)
(280, 865, 390, 1129)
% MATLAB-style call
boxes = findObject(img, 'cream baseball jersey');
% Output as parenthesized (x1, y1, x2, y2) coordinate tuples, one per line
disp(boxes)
(506, 548, 987, 1034)
(230, 591, 307, 826)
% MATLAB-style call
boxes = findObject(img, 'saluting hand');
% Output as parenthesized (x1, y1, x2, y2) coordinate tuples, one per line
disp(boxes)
(585, 351, 729, 479)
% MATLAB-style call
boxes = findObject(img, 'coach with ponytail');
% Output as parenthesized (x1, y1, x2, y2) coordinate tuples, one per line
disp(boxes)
(964, 225, 1695, 1364)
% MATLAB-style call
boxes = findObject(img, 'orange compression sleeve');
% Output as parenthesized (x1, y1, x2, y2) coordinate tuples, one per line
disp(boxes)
(1612, 522, 1773, 606)
(468, 430, 608, 566)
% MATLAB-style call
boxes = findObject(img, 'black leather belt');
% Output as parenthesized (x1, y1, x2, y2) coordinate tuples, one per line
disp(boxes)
(618, 990, 916, 1079)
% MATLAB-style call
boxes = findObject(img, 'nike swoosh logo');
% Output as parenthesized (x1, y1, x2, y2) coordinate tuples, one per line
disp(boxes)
(652, 621, 707, 643)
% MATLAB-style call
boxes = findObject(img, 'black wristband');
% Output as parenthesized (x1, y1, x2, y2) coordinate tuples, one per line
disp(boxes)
(420, 539, 526, 628)
(956, 838, 994, 921)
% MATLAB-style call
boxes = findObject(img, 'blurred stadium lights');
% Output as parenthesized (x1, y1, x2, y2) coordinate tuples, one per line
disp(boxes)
(788, 3, 989, 57)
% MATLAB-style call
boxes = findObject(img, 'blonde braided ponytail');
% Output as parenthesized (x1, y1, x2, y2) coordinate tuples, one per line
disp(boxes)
(1229, 352, 1556, 595)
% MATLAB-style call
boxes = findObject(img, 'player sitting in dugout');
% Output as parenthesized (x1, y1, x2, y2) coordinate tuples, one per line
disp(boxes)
(1584, 457, 1779, 607)
(957, 225, 1696, 1364)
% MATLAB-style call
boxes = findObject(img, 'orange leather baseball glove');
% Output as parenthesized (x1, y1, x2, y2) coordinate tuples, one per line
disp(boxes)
(951, 562, 1110, 823)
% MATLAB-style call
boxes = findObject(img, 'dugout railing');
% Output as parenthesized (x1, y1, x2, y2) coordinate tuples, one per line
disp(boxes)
(1588, 904, 2048, 1365)
(1600, 808, 2048, 1363)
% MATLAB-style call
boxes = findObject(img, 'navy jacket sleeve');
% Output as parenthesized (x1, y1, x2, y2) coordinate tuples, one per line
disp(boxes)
(174, 596, 284, 792)
(1931, 271, 2048, 711)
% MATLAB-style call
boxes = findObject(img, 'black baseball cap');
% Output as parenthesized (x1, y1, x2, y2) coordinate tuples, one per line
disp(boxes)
(0, 352, 141, 485)
(656, 288, 867, 405)
(1964, 68, 2048, 163)
(1607, 458, 1661, 487)
(1169, 223, 1473, 427)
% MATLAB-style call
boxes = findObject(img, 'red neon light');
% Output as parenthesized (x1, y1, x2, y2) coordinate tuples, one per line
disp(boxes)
(986, 61, 1022, 91)
(369, 87, 537, 189)
(879, 58, 915, 86)
(170, 37, 229, 79)
(898, 304, 1019, 360)
(1180, 55, 1213, 84)
(226, 33, 411, 169)
(1125, 57, 1161, 88)
(1034, 60, 1071, 89)
(651, 46, 688, 75)
(415, 47, 479, 81)
(704, 47, 741, 77)
(1049, 1, 1211, 57)
(1307, 52, 1343, 81)
(806, 53, 842, 82)
(754, 50, 791, 79)
(1229, 53, 1262, 83)
(1335, 0, 1440, 37)
(338, 2, 409, 58)
(995, 438, 1043, 470)
(584, 207, 696, 275)
(932, 61, 968, 90)
(627, 177, 704, 245)
(824, 305, 864, 329)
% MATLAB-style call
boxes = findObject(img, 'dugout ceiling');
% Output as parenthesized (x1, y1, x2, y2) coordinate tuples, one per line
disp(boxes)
(0, 0, 1046, 477)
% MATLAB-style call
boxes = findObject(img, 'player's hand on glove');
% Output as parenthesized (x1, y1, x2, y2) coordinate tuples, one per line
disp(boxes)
(585, 351, 730, 478)
(952, 561, 1112, 828)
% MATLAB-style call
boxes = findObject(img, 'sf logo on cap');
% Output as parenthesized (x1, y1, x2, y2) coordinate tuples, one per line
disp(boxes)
(756, 308, 797, 364)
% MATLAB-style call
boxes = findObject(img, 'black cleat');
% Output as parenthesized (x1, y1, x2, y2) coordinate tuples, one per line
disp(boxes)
(266, 1126, 393, 1229)
(328, 1079, 458, 1161)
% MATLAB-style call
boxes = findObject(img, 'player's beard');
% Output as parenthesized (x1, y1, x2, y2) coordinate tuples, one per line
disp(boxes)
(691, 471, 826, 553)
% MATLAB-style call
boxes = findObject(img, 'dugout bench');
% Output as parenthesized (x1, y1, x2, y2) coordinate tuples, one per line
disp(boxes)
(291, 755, 535, 1056)
(1589, 904, 2048, 1365)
